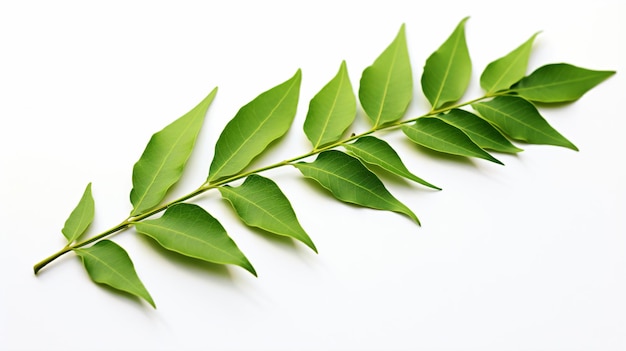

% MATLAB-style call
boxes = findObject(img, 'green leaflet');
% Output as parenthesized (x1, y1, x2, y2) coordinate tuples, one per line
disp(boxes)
(135, 203, 256, 276)
(208, 70, 302, 182)
(512, 63, 615, 102)
(359, 24, 412, 127)
(294, 150, 419, 224)
(480, 33, 539, 94)
(219, 175, 316, 252)
(304, 61, 356, 149)
(421, 17, 471, 110)
(437, 109, 523, 153)
(402, 117, 502, 164)
(75, 240, 155, 308)
(130, 88, 217, 216)
(33, 19, 618, 309)
(61, 182, 95, 243)
(472, 96, 578, 150)
(343, 136, 440, 190)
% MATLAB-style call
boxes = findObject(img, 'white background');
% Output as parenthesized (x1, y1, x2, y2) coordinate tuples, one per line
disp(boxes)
(1, 1, 624, 350)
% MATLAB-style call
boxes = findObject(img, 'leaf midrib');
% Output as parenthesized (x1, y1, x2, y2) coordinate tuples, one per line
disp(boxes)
(137, 221, 242, 263)
(65, 188, 92, 242)
(514, 74, 604, 93)
(210, 78, 298, 181)
(314, 69, 346, 148)
(220, 187, 298, 235)
(298, 161, 400, 210)
(437, 117, 507, 149)
(486, 45, 528, 94)
(476, 100, 562, 143)
(432, 29, 462, 109)
(78, 248, 144, 294)
(132, 115, 197, 215)
(407, 122, 479, 155)
(373, 39, 400, 127)
(348, 145, 409, 178)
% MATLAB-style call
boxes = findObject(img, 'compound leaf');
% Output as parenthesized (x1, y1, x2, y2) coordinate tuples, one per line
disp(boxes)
(437, 109, 523, 153)
(294, 150, 419, 224)
(135, 203, 256, 276)
(421, 17, 471, 110)
(472, 96, 578, 150)
(304, 61, 356, 149)
(208, 70, 301, 182)
(61, 182, 95, 243)
(402, 117, 503, 164)
(75, 240, 155, 308)
(511, 63, 615, 102)
(130, 88, 217, 216)
(359, 24, 413, 127)
(481, 32, 539, 94)
(343, 136, 440, 190)
(219, 175, 316, 252)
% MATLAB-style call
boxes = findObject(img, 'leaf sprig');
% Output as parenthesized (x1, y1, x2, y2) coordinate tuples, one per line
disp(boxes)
(33, 18, 615, 308)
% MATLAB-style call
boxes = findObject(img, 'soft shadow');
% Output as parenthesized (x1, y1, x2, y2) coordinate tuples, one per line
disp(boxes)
(243, 223, 299, 251)
(401, 139, 478, 168)
(243, 133, 306, 172)
(360, 162, 440, 192)
(90, 280, 154, 311)
(530, 100, 575, 110)
(138, 235, 232, 280)
(219, 199, 299, 251)
(296, 177, 399, 211)
(296, 176, 419, 226)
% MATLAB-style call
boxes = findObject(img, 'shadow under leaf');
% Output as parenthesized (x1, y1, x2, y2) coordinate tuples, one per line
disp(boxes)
(138, 234, 233, 281)
(400, 139, 478, 168)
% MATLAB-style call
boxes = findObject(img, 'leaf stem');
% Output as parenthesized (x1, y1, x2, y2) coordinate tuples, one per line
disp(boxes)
(33, 220, 131, 274)
(33, 92, 502, 274)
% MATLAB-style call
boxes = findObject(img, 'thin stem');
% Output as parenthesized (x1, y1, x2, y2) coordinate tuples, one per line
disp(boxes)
(34, 92, 501, 274)
(33, 220, 131, 274)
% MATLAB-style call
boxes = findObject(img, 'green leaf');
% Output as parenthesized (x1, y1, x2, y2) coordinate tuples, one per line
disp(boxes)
(421, 17, 471, 110)
(219, 175, 316, 252)
(480, 32, 539, 94)
(402, 117, 503, 164)
(75, 240, 155, 308)
(359, 24, 412, 127)
(135, 203, 256, 276)
(437, 109, 523, 153)
(511, 63, 615, 102)
(294, 150, 419, 224)
(304, 61, 356, 149)
(208, 70, 302, 182)
(61, 182, 95, 243)
(130, 88, 217, 216)
(472, 96, 578, 150)
(343, 136, 440, 190)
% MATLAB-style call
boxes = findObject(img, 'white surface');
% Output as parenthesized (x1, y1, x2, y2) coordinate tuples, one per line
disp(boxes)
(1, 1, 624, 350)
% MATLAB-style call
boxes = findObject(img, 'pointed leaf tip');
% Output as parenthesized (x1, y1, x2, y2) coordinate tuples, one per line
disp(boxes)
(472, 96, 578, 150)
(421, 17, 472, 110)
(62, 182, 95, 243)
(304, 61, 356, 149)
(130, 88, 217, 216)
(75, 240, 155, 308)
(512, 64, 615, 103)
(359, 23, 413, 127)
(219, 175, 317, 252)
(437, 109, 523, 154)
(208, 71, 302, 182)
(402, 117, 503, 165)
(480, 32, 539, 93)
(135, 203, 256, 276)
(344, 136, 441, 190)
(294, 150, 420, 224)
